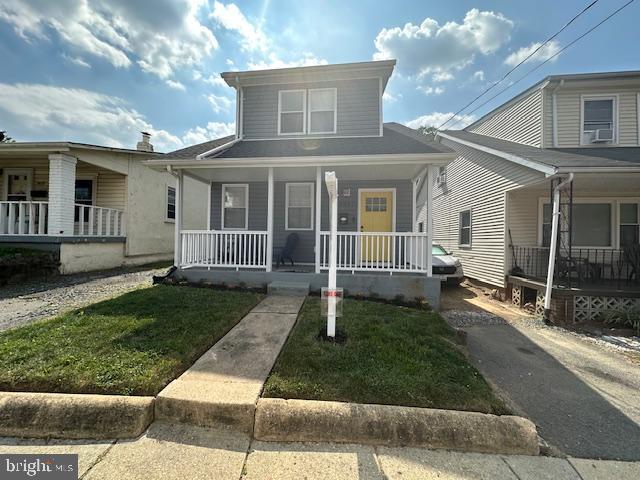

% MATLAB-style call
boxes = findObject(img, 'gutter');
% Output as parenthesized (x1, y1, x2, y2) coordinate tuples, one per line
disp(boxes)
(195, 138, 241, 160)
(543, 172, 574, 324)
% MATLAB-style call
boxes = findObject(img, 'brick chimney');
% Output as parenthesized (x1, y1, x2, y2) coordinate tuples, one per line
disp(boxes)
(136, 131, 154, 152)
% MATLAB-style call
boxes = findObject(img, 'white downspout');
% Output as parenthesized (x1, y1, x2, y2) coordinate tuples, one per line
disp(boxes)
(543, 173, 573, 323)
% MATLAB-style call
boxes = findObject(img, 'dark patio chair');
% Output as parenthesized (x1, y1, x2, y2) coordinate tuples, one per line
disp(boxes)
(623, 244, 640, 283)
(555, 255, 587, 285)
(274, 233, 299, 267)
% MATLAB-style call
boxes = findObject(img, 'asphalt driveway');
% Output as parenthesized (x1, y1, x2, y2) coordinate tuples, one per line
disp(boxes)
(442, 284, 640, 461)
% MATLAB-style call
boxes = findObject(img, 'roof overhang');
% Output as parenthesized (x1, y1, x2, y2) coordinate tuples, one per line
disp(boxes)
(145, 152, 456, 171)
(437, 132, 557, 176)
(0, 142, 155, 156)
(221, 60, 396, 90)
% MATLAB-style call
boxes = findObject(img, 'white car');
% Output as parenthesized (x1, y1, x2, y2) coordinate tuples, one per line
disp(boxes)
(432, 244, 464, 284)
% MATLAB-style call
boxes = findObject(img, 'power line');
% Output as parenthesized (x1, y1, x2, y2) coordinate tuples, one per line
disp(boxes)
(446, 0, 635, 129)
(436, 0, 600, 131)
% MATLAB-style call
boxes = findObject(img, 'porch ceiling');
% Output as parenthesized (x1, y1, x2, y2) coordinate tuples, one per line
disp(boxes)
(181, 163, 428, 182)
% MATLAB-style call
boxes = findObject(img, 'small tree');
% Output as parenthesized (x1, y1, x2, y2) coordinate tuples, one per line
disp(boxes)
(0, 131, 16, 143)
(417, 126, 438, 141)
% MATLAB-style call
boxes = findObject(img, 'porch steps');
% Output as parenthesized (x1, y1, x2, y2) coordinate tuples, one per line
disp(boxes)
(267, 281, 310, 297)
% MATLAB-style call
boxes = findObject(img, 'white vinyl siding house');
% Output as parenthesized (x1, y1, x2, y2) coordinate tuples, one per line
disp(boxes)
(467, 89, 544, 147)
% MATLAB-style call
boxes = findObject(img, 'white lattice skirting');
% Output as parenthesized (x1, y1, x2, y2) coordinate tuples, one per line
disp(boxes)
(573, 296, 640, 322)
(535, 292, 546, 318)
(512, 286, 522, 307)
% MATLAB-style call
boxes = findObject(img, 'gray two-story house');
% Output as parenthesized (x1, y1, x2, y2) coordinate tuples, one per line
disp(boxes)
(433, 70, 640, 322)
(146, 60, 456, 308)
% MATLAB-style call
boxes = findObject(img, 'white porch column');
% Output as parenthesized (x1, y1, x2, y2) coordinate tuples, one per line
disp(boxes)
(426, 165, 434, 278)
(174, 171, 184, 267)
(47, 153, 77, 236)
(315, 166, 322, 273)
(266, 167, 274, 272)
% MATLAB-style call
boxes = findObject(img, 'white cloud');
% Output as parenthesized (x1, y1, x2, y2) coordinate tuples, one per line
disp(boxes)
(211, 1, 267, 52)
(432, 72, 454, 82)
(205, 93, 233, 113)
(473, 70, 485, 81)
(373, 9, 513, 77)
(247, 52, 328, 71)
(504, 40, 561, 67)
(165, 80, 186, 91)
(0, 82, 184, 151)
(406, 112, 476, 130)
(383, 91, 402, 103)
(183, 121, 235, 144)
(61, 53, 91, 69)
(0, 0, 218, 80)
(203, 74, 228, 88)
(418, 86, 445, 96)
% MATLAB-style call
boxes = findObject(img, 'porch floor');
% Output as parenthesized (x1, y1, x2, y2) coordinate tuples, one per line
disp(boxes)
(509, 275, 640, 295)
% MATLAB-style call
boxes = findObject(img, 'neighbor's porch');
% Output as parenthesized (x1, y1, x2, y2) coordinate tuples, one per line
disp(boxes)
(0, 153, 126, 239)
(505, 172, 640, 321)
(173, 163, 440, 278)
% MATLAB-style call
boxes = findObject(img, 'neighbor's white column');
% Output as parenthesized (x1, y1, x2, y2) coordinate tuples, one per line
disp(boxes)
(426, 165, 434, 278)
(266, 167, 274, 272)
(47, 153, 77, 236)
(315, 166, 322, 273)
(174, 171, 184, 267)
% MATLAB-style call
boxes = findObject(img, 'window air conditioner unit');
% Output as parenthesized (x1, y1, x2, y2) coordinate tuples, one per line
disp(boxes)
(436, 171, 446, 185)
(591, 129, 614, 143)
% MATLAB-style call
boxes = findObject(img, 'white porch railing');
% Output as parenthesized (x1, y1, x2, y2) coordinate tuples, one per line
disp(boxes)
(181, 230, 269, 269)
(74, 204, 125, 237)
(0, 201, 48, 235)
(320, 231, 429, 273)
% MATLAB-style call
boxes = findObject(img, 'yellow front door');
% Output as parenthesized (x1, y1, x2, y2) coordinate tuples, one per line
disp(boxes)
(360, 190, 393, 262)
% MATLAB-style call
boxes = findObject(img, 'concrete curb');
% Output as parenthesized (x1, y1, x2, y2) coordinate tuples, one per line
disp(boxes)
(254, 398, 539, 456)
(0, 391, 154, 439)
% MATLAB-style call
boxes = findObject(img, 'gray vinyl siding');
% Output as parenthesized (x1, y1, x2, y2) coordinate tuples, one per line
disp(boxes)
(468, 89, 543, 147)
(242, 78, 380, 139)
(210, 179, 412, 263)
(432, 141, 545, 287)
(554, 86, 639, 147)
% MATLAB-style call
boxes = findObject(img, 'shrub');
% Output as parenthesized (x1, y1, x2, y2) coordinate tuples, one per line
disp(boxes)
(602, 306, 640, 336)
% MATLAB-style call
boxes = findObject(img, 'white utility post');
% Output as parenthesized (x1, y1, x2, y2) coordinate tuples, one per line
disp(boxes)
(426, 166, 434, 277)
(173, 170, 184, 267)
(266, 167, 274, 272)
(324, 171, 338, 337)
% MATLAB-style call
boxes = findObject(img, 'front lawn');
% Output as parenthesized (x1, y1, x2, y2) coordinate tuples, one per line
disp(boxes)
(0, 285, 263, 395)
(263, 298, 508, 414)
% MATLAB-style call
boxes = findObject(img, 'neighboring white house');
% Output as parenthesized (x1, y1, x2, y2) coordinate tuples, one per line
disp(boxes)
(431, 70, 640, 322)
(145, 60, 457, 309)
(0, 133, 208, 273)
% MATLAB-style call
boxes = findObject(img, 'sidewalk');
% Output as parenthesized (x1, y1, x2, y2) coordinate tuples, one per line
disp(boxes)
(1, 422, 638, 479)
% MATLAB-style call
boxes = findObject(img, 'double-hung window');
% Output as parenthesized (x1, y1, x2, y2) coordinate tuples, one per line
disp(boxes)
(278, 90, 306, 135)
(459, 209, 471, 247)
(286, 183, 313, 230)
(166, 185, 176, 221)
(222, 184, 248, 230)
(582, 95, 616, 144)
(620, 202, 640, 247)
(308, 88, 337, 134)
(541, 201, 612, 247)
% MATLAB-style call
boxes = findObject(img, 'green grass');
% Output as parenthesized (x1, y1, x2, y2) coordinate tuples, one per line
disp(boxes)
(0, 285, 263, 395)
(263, 298, 508, 414)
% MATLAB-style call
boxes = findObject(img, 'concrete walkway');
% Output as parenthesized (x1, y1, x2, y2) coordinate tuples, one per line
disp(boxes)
(155, 295, 304, 433)
(1, 424, 639, 479)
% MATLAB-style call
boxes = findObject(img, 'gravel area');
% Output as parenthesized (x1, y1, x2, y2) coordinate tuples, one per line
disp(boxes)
(0, 265, 170, 332)
(441, 309, 507, 327)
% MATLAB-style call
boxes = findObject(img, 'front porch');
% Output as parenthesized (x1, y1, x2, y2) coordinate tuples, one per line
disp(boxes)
(506, 172, 640, 321)
(171, 161, 443, 306)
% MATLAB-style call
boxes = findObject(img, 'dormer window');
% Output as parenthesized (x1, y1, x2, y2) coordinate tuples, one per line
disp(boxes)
(278, 90, 306, 135)
(581, 95, 617, 145)
(308, 88, 337, 134)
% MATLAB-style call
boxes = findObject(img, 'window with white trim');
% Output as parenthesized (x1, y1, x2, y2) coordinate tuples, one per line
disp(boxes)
(620, 202, 639, 247)
(308, 88, 336, 134)
(542, 202, 612, 247)
(459, 209, 471, 247)
(582, 96, 616, 144)
(278, 90, 306, 135)
(286, 183, 313, 230)
(222, 184, 248, 229)
(166, 186, 176, 221)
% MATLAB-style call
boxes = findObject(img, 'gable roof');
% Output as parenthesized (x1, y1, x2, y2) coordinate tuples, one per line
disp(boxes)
(152, 135, 235, 159)
(439, 130, 640, 174)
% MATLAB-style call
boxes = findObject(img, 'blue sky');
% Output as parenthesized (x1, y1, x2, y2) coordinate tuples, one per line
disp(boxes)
(0, 0, 638, 151)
